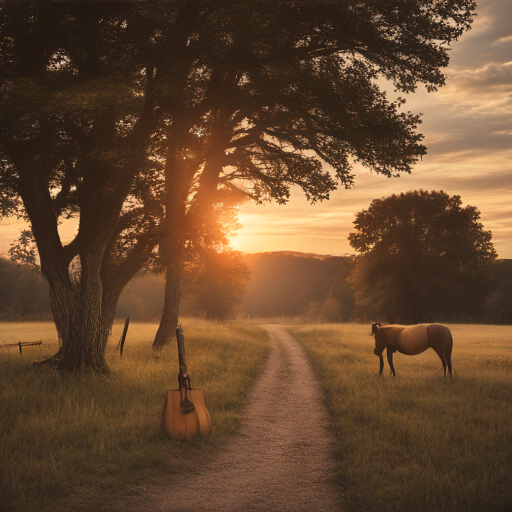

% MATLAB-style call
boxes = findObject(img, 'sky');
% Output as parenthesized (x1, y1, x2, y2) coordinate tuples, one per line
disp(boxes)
(0, 0, 511, 259)
(230, 0, 512, 259)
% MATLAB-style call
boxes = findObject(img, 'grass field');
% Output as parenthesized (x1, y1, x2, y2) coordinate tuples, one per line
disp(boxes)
(0, 320, 271, 512)
(287, 323, 512, 512)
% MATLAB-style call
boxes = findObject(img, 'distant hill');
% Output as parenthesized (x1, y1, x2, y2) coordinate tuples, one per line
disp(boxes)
(241, 251, 354, 318)
(247, 250, 354, 260)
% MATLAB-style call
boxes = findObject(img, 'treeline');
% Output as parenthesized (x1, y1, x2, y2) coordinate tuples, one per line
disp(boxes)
(242, 252, 512, 324)
(0, 258, 52, 320)
(0, 248, 249, 322)
(1, 252, 511, 324)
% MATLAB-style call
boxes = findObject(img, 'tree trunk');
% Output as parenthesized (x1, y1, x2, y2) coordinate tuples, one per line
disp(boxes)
(152, 91, 236, 350)
(152, 244, 183, 350)
(34, 274, 77, 365)
(52, 245, 108, 372)
(152, 133, 194, 349)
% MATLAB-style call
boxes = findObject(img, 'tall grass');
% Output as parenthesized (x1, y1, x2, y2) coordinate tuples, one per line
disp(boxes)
(0, 319, 271, 512)
(287, 323, 512, 512)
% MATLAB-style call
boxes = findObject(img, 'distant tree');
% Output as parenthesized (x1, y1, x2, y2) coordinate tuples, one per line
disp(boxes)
(482, 260, 512, 324)
(115, 273, 165, 321)
(179, 194, 250, 320)
(0, 257, 51, 320)
(303, 257, 355, 322)
(114, 245, 250, 322)
(348, 190, 497, 323)
(8, 230, 38, 269)
(180, 248, 250, 320)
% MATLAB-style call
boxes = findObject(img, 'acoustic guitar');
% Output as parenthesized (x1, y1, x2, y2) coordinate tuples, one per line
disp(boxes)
(161, 325, 211, 440)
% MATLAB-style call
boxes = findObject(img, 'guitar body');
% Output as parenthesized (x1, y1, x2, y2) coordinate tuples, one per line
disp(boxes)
(188, 389, 211, 436)
(161, 388, 211, 440)
(161, 325, 212, 440)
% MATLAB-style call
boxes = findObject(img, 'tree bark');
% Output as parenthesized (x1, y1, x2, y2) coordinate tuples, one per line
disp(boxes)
(152, 80, 237, 351)
(19, 145, 153, 372)
(152, 116, 194, 350)
(152, 240, 183, 350)
(152, 147, 190, 350)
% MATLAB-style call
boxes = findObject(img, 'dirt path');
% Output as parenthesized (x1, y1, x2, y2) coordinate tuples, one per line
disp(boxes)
(106, 325, 343, 512)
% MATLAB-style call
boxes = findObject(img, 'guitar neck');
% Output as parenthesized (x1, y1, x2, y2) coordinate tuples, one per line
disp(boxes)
(176, 325, 188, 375)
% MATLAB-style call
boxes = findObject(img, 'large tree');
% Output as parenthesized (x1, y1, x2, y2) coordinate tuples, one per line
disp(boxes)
(348, 190, 497, 323)
(0, 0, 477, 370)
(151, 0, 478, 348)
(0, 1, 163, 371)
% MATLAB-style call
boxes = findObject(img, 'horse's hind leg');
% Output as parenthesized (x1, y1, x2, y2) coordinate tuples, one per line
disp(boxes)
(433, 346, 447, 376)
(387, 347, 396, 377)
(445, 329, 453, 377)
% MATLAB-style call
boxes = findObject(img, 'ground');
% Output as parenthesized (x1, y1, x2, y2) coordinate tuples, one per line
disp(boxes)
(102, 325, 344, 512)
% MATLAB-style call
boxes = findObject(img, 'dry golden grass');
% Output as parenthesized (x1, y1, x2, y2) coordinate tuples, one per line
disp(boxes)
(0, 319, 271, 512)
(287, 323, 512, 512)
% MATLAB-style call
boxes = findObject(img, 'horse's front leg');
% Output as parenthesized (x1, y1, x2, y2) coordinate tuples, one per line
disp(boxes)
(387, 347, 396, 377)
(379, 354, 384, 375)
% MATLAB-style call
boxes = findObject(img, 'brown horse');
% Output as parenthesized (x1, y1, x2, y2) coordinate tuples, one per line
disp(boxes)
(371, 322, 453, 377)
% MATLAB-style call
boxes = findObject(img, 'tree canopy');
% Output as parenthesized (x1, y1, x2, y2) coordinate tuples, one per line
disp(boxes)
(348, 190, 498, 323)
(0, 0, 477, 371)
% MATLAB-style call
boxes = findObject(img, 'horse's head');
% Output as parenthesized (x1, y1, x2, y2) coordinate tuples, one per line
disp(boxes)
(371, 322, 382, 337)
(371, 322, 387, 375)
(371, 322, 386, 356)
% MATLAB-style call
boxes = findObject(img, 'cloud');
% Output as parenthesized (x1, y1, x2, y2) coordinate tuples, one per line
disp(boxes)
(394, 65, 512, 160)
(447, 0, 512, 66)
(236, 163, 512, 249)
(429, 170, 512, 200)
(485, 210, 512, 221)
(424, 132, 512, 159)
(447, 61, 512, 91)
(492, 34, 512, 45)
